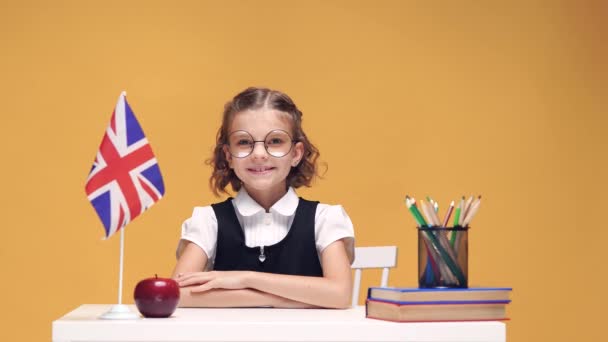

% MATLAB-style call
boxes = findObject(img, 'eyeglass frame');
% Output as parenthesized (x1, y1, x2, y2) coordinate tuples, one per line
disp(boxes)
(224, 129, 298, 158)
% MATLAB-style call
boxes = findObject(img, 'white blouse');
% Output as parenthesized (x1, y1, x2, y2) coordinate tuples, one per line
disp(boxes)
(177, 187, 355, 269)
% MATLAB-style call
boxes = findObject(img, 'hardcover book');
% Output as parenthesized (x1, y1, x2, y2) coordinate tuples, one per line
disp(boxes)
(368, 287, 512, 304)
(366, 299, 509, 322)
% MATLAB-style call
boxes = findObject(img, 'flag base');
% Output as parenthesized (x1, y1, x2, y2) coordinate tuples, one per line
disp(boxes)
(99, 304, 139, 320)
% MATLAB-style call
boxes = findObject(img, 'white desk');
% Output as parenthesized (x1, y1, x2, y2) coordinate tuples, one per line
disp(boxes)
(52, 304, 506, 342)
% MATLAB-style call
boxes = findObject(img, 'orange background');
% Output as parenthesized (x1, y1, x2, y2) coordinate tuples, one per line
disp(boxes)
(1, 1, 606, 341)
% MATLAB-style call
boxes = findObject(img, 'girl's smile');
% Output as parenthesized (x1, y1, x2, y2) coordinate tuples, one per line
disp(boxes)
(246, 166, 276, 176)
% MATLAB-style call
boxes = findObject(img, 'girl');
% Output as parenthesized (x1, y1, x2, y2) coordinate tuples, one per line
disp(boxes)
(173, 87, 355, 309)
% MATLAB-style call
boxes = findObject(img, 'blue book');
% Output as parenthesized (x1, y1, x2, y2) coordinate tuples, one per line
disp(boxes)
(367, 287, 512, 305)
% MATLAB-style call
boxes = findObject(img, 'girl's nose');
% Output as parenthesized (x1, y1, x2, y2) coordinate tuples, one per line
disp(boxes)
(251, 142, 268, 159)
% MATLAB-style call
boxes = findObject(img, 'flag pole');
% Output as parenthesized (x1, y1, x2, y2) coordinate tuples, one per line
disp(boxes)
(99, 228, 138, 319)
(86, 90, 165, 320)
(118, 227, 125, 304)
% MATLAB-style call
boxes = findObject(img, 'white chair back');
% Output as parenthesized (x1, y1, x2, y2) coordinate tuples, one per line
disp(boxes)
(351, 246, 398, 307)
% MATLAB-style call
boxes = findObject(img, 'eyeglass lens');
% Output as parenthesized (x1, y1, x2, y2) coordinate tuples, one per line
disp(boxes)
(228, 130, 293, 158)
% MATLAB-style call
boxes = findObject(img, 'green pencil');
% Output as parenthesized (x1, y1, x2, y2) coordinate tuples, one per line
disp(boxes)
(451, 202, 461, 246)
(453, 207, 461, 228)
(405, 196, 427, 227)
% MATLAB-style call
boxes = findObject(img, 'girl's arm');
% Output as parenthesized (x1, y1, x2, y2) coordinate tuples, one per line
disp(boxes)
(173, 241, 318, 308)
(246, 239, 352, 308)
(172, 241, 207, 278)
(178, 239, 353, 309)
(179, 288, 318, 308)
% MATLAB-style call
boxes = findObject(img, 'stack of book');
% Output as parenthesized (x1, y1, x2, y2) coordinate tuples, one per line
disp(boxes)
(365, 287, 512, 322)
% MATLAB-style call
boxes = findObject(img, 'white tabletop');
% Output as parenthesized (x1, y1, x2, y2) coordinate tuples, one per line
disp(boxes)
(52, 304, 506, 342)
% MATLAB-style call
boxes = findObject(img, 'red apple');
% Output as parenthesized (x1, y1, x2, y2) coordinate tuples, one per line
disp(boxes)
(133, 274, 180, 318)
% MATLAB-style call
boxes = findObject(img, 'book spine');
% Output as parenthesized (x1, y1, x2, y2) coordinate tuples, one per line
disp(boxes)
(367, 298, 511, 305)
(365, 316, 511, 323)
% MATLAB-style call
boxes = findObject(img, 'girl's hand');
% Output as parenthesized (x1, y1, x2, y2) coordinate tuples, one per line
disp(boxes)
(176, 271, 252, 293)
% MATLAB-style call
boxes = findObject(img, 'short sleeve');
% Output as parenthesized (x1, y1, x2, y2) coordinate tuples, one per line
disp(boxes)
(175, 206, 218, 267)
(315, 204, 355, 264)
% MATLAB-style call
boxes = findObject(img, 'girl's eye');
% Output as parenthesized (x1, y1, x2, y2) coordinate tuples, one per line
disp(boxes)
(267, 138, 284, 145)
(237, 139, 253, 146)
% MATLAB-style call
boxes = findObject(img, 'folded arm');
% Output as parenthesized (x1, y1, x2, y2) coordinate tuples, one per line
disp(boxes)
(245, 240, 352, 308)
(172, 242, 320, 308)
(176, 240, 353, 309)
(178, 288, 318, 308)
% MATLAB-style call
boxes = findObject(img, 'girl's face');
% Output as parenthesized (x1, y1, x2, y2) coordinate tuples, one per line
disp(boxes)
(224, 108, 304, 200)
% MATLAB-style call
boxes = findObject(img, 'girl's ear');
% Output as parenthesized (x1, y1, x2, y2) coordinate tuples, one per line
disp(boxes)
(292, 141, 304, 167)
(222, 145, 233, 168)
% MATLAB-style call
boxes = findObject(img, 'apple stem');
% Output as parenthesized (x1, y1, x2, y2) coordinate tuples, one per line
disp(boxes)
(155, 274, 158, 279)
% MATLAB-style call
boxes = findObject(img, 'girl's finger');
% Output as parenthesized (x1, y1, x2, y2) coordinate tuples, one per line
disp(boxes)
(178, 271, 215, 281)
(178, 278, 203, 286)
(190, 282, 214, 293)
(176, 272, 199, 280)
(178, 276, 211, 287)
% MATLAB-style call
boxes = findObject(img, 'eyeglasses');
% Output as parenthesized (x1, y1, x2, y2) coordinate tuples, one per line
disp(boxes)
(226, 129, 296, 158)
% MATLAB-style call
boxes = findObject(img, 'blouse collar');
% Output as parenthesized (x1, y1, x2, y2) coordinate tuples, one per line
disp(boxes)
(233, 187, 299, 217)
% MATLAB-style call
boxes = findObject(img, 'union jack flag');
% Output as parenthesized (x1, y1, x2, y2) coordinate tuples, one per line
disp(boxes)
(85, 92, 165, 239)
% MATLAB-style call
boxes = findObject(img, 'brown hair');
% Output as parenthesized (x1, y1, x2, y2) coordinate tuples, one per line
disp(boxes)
(206, 87, 322, 196)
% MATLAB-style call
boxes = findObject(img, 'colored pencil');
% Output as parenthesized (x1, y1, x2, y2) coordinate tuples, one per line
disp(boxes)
(405, 196, 427, 227)
(442, 200, 454, 227)
(462, 195, 482, 227)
